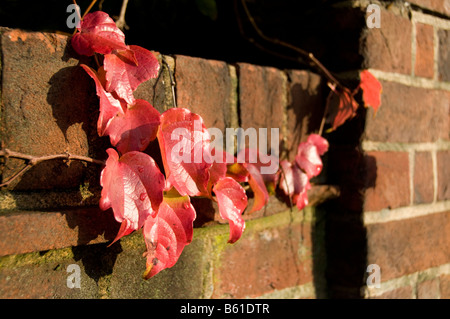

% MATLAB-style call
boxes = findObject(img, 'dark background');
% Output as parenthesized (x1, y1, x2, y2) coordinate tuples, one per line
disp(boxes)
(0, 0, 365, 72)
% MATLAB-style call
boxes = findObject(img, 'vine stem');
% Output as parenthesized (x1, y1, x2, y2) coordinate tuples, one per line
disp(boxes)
(238, 0, 344, 90)
(0, 149, 105, 188)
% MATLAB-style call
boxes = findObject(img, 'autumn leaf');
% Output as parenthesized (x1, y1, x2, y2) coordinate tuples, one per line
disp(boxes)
(213, 177, 248, 243)
(243, 163, 269, 213)
(104, 99, 161, 154)
(143, 193, 196, 279)
(99, 149, 165, 243)
(295, 141, 323, 178)
(104, 45, 160, 105)
(80, 64, 125, 136)
(279, 160, 311, 211)
(157, 108, 212, 197)
(71, 11, 127, 56)
(360, 70, 382, 113)
(326, 88, 359, 131)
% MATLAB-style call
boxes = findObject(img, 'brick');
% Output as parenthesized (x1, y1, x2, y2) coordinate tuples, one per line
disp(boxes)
(0, 248, 100, 298)
(437, 150, 450, 201)
(238, 63, 286, 152)
(415, 23, 435, 78)
(441, 274, 450, 298)
(438, 29, 450, 82)
(418, 278, 440, 299)
(414, 152, 434, 204)
(364, 82, 449, 143)
(408, 0, 450, 16)
(285, 70, 326, 161)
(371, 286, 413, 299)
(212, 220, 313, 298)
(0, 208, 120, 257)
(174, 55, 234, 132)
(364, 151, 410, 211)
(366, 211, 450, 281)
(109, 232, 210, 298)
(362, 9, 412, 74)
(0, 28, 101, 190)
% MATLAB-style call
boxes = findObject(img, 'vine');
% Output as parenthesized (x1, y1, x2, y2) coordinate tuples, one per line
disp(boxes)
(0, 6, 381, 280)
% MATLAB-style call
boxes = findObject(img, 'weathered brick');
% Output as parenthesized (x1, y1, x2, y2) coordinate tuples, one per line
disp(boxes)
(415, 23, 435, 78)
(438, 29, 450, 82)
(366, 211, 450, 281)
(238, 63, 286, 152)
(417, 278, 440, 299)
(212, 216, 313, 298)
(441, 274, 450, 299)
(371, 286, 413, 299)
(174, 55, 234, 132)
(0, 28, 101, 190)
(408, 0, 450, 16)
(285, 70, 326, 161)
(364, 151, 410, 211)
(414, 151, 434, 204)
(364, 82, 449, 143)
(437, 150, 450, 201)
(0, 209, 119, 257)
(109, 232, 210, 298)
(0, 248, 100, 298)
(362, 9, 412, 74)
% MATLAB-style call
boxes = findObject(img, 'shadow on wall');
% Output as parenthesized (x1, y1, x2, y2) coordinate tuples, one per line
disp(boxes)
(318, 105, 377, 298)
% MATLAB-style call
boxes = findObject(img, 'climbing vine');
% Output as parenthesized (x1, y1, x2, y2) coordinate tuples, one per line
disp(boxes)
(0, 6, 381, 280)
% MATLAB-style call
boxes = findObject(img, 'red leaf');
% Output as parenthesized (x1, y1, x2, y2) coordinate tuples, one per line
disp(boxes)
(143, 194, 196, 279)
(104, 45, 160, 105)
(360, 70, 382, 113)
(295, 143, 322, 178)
(306, 134, 329, 156)
(213, 177, 248, 243)
(104, 99, 161, 154)
(81, 64, 125, 136)
(279, 160, 311, 210)
(99, 149, 165, 243)
(71, 11, 127, 56)
(157, 108, 212, 197)
(237, 148, 279, 193)
(244, 163, 269, 213)
(327, 88, 359, 131)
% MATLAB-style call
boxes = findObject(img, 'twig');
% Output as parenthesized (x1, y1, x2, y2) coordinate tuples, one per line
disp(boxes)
(115, 0, 130, 31)
(0, 149, 105, 188)
(82, 0, 98, 19)
(238, 0, 344, 90)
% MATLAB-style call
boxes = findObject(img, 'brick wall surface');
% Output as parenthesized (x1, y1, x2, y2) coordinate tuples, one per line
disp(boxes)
(1, 0, 449, 299)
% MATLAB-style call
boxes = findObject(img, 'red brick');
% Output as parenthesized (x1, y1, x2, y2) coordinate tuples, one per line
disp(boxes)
(212, 222, 313, 298)
(408, 0, 450, 16)
(285, 70, 325, 161)
(364, 82, 449, 143)
(438, 29, 450, 82)
(440, 274, 450, 299)
(414, 152, 434, 204)
(418, 278, 440, 299)
(366, 211, 450, 281)
(437, 150, 450, 201)
(238, 63, 286, 151)
(371, 286, 413, 299)
(415, 23, 435, 78)
(362, 9, 412, 74)
(0, 28, 99, 190)
(174, 55, 234, 131)
(0, 208, 119, 257)
(364, 151, 410, 211)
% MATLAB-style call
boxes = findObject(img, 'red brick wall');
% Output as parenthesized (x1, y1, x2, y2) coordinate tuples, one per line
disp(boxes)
(0, 0, 449, 299)
(360, 2, 450, 299)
